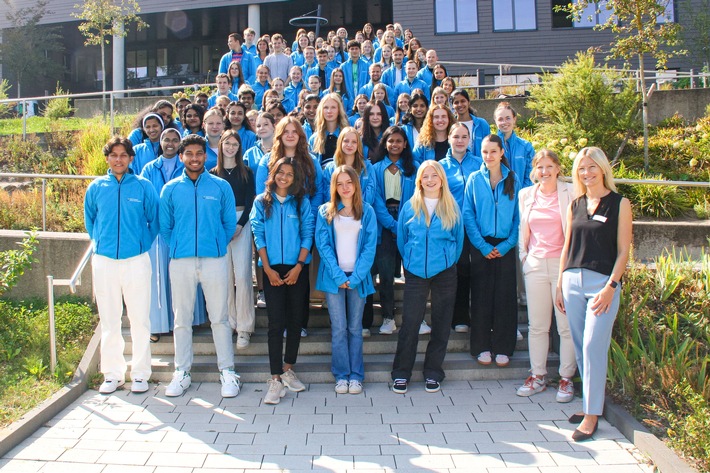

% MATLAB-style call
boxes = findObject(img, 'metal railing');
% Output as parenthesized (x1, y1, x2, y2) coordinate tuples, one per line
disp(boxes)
(47, 243, 93, 373)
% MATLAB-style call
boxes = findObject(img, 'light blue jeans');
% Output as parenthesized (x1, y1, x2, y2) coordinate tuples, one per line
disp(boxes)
(326, 287, 366, 382)
(562, 268, 621, 415)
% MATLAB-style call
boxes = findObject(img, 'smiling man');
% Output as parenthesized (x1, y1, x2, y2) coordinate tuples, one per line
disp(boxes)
(159, 134, 241, 399)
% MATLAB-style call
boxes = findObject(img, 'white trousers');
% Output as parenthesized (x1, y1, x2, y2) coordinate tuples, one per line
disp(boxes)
(227, 211, 255, 333)
(92, 253, 152, 381)
(522, 255, 577, 378)
(170, 256, 234, 372)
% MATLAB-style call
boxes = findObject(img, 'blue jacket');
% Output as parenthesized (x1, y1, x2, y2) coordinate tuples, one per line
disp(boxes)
(205, 146, 218, 172)
(462, 164, 520, 257)
(251, 81, 270, 109)
(208, 91, 238, 109)
(359, 82, 395, 105)
(159, 169, 237, 259)
(250, 192, 314, 266)
(339, 58, 370, 104)
(243, 141, 267, 177)
(411, 144, 435, 165)
(371, 156, 419, 238)
(315, 202, 377, 297)
(498, 130, 535, 188)
(394, 77, 431, 102)
(218, 49, 256, 84)
(255, 153, 327, 220)
(381, 64, 406, 89)
(308, 127, 342, 169)
(323, 160, 377, 205)
(127, 128, 144, 147)
(439, 150, 482, 208)
(284, 81, 304, 108)
(415, 66, 434, 87)
(305, 64, 335, 89)
(237, 127, 257, 151)
(140, 155, 184, 194)
(84, 170, 159, 259)
(466, 116, 492, 158)
(131, 139, 161, 174)
(397, 199, 464, 279)
(401, 123, 420, 151)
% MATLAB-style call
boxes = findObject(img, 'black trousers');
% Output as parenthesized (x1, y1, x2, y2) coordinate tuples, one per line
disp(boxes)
(451, 235, 472, 328)
(263, 264, 309, 375)
(469, 237, 518, 357)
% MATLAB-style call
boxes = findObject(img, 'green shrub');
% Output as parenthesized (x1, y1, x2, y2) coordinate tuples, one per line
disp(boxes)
(695, 198, 710, 219)
(43, 84, 74, 120)
(70, 120, 111, 176)
(661, 381, 710, 471)
(0, 79, 11, 119)
(528, 50, 640, 158)
(0, 233, 38, 297)
(615, 162, 691, 218)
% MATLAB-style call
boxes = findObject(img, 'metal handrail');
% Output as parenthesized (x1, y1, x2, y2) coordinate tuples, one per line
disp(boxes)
(47, 243, 93, 373)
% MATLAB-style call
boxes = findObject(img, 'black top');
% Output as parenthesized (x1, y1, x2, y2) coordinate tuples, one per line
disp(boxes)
(210, 167, 255, 228)
(434, 140, 450, 161)
(564, 191, 622, 276)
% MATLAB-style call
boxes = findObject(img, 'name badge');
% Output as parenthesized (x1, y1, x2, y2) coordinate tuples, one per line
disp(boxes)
(592, 215, 607, 223)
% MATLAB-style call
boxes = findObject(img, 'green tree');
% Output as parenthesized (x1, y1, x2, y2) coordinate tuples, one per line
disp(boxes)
(0, 0, 64, 98)
(562, 0, 686, 171)
(72, 0, 148, 95)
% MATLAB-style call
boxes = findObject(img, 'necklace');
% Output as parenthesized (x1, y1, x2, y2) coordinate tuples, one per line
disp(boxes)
(339, 207, 353, 217)
(224, 166, 236, 176)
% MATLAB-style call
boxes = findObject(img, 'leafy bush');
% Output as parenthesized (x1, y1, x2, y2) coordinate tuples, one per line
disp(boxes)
(528, 50, 640, 158)
(43, 84, 74, 120)
(70, 120, 111, 176)
(0, 79, 11, 118)
(615, 162, 692, 218)
(695, 198, 710, 219)
(662, 381, 710, 470)
(0, 233, 38, 297)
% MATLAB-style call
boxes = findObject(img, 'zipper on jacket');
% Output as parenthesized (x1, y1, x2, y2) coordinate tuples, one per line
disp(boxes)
(280, 204, 284, 264)
(425, 227, 429, 278)
(194, 180, 198, 256)
(116, 178, 123, 259)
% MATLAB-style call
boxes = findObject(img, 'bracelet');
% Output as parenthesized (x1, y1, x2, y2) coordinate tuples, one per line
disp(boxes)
(296, 261, 305, 267)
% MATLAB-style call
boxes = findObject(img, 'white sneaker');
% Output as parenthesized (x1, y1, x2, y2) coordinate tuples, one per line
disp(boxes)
(454, 324, 469, 333)
(517, 329, 524, 341)
(419, 320, 432, 335)
(220, 369, 241, 398)
(477, 351, 492, 365)
(301, 328, 308, 337)
(165, 370, 191, 397)
(256, 291, 266, 308)
(236, 332, 251, 349)
(99, 379, 125, 394)
(517, 375, 547, 397)
(556, 377, 575, 403)
(348, 380, 363, 394)
(131, 379, 149, 393)
(495, 354, 510, 367)
(264, 378, 286, 404)
(379, 318, 396, 335)
(335, 380, 349, 394)
(362, 328, 371, 338)
(281, 368, 306, 392)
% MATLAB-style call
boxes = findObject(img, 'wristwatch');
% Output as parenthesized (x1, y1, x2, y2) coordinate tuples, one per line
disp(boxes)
(608, 280, 619, 289)
(297, 261, 305, 267)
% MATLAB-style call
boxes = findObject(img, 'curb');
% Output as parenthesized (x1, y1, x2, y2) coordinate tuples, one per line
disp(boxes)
(0, 326, 101, 458)
(604, 398, 698, 473)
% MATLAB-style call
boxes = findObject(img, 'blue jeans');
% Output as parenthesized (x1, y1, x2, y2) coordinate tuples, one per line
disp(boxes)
(326, 287, 366, 382)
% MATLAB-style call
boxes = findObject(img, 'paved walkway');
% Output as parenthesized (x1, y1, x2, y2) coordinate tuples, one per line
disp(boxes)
(1, 380, 654, 472)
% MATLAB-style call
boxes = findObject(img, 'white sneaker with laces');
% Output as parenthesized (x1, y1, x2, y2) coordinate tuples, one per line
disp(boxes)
(131, 379, 149, 393)
(517, 375, 547, 397)
(165, 370, 191, 397)
(220, 369, 241, 398)
(236, 332, 251, 349)
(335, 380, 349, 394)
(379, 318, 396, 335)
(556, 377, 575, 403)
(281, 368, 306, 392)
(256, 291, 266, 308)
(99, 379, 125, 394)
(348, 380, 363, 394)
(419, 320, 432, 335)
(264, 378, 286, 404)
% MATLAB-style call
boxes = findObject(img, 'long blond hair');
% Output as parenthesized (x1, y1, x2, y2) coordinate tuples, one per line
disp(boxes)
(410, 160, 459, 230)
(311, 93, 350, 154)
(333, 127, 366, 175)
(572, 146, 616, 197)
(325, 165, 363, 224)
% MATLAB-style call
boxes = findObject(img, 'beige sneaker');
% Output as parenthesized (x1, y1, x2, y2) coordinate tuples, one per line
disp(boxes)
(264, 378, 286, 404)
(236, 332, 251, 350)
(281, 368, 306, 392)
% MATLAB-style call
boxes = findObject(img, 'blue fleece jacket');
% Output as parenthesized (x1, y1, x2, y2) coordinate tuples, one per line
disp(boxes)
(237, 127, 257, 152)
(397, 199, 464, 279)
(498, 130, 535, 188)
(462, 163, 520, 257)
(84, 170, 159, 259)
(159, 169, 236, 259)
(371, 156, 419, 238)
(218, 49, 256, 84)
(243, 142, 267, 177)
(339, 58, 371, 104)
(322, 160, 377, 205)
(305, 64, 335, 89)
(140, 155, 184, 194)
(359, 82, 395, 105)
(250, 192, 314, 266)
(439, 150, 482, 208)
(315, 202, 377, 297)
(394, 77, 431, 102)
(131, 139, 160, 174)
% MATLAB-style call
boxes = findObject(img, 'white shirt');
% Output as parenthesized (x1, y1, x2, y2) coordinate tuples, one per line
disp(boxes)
(334, 215, 360, 273)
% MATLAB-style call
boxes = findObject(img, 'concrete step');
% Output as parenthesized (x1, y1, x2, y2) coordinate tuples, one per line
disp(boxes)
(133, 351, 559, 384)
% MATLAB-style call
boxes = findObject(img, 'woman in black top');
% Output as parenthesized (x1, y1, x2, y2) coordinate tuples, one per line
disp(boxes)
(211, 129, 257, 349)
(555, 147, 632, 442)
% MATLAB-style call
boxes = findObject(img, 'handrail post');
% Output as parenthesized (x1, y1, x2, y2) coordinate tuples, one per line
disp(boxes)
(41, 178, 47, 231)
(47, 275, 57, 374)
(22, 99, 27, 140)
(110, 92, 115, 132)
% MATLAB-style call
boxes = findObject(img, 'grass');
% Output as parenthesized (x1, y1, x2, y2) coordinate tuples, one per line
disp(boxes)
(0, 117, 90, 135)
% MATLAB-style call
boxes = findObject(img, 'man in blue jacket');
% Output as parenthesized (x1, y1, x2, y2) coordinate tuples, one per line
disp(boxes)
(218, 33, 256, 84)
(339, 41, 370, 105)
(159, 134, 241, 398)
(84, 137, 159, 395)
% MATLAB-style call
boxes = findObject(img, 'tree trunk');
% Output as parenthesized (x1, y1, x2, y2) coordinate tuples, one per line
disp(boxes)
(639, 55, 650, 172)
(101, 38, 107, 120)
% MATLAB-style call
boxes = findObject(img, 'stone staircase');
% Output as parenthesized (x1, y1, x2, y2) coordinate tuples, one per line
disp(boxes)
(123, 281, 561, 384)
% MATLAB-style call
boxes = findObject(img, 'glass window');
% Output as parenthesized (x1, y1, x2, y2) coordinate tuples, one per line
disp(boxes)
(657, 0, 675, 23)
(494, 0, 536, 31)
(436, 0, 478, 33)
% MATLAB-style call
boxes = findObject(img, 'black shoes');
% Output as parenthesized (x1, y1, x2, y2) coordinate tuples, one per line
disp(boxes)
(425, 379, 441, 393)
(392, 379, 408, 394)
(568, 413, 585, 424)
(572, 419, 598, 442)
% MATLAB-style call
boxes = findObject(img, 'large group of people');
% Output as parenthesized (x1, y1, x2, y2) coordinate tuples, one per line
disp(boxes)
(84, 22, 632, 442)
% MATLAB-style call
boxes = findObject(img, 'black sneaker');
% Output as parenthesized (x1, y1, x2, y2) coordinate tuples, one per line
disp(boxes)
(425, 378, 441, 393)
(392, 378, 408, 394)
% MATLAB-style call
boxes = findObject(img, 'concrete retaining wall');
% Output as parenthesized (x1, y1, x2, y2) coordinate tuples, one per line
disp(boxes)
(2, 222, 708, 300)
